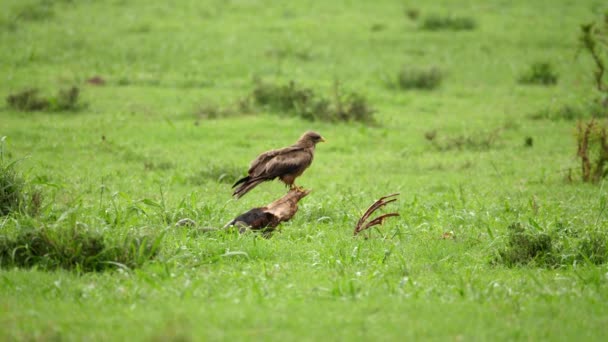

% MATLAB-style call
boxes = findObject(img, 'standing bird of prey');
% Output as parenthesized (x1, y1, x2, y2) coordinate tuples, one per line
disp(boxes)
(232, 131, 325, 199)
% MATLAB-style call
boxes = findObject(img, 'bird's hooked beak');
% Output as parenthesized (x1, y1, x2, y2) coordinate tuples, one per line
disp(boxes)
(319, 136, 326, 143)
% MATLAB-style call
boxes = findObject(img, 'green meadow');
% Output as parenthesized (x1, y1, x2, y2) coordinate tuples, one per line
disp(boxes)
(2, 0, 608, 340)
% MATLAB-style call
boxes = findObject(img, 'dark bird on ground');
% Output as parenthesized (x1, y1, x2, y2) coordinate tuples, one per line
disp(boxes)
(224, 188, 312, 237)
(232, 131, 325, 199)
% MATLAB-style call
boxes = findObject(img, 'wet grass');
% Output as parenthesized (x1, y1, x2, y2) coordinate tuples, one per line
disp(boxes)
(1, 0, 608, 340)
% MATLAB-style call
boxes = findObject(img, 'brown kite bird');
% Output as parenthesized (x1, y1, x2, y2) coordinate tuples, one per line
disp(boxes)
(232, 131, 325, 199)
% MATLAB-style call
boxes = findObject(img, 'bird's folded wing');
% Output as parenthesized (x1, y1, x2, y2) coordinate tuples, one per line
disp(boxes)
(249, 146, 305, 174)
(262, 149, 312, 177)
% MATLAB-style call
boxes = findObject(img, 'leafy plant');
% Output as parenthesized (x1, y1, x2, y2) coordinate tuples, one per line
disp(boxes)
(6, 86, 84, 112)
(495, 222, 556, 267)
(0, 226, 162, 272)
(395, 66, 443, 90)
(420, 15, 476, 31)
(424, 129, 501, 151)
(518, 61, 558, 85)
(6, 89, 49, 111)
(251, 79, 374, 123)
(0, 159, 24, 216)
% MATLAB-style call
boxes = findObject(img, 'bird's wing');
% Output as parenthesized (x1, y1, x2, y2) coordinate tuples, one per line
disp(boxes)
(260, 148, 312, 179)
(248, 146, 304, 175)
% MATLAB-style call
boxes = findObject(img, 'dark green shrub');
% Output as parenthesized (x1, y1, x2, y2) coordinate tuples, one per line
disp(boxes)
(50, 86, 80, 111)
(493, 221, 608, 268)
(0, 143, 43, 217)
(529, 104, 586, 121)
(495, 223, 557, 267)
(6, 86, 83, 112)
(0, 226, 162, 272)
(424, 129, 501, 151)
(529, 99, 608, 121)
(421, 15, 476, 31)
(252, 80, 314, 113)
(397, 67, 443, 90)
(518, 62, 558, 85)
(6, 89, 49, 111)
(251, 80, 374, 123)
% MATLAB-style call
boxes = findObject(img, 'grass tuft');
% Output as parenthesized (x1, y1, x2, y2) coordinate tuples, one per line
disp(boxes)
(424, 129, 501, 151)
(495, 222, 556, 267)
(494, 222, 608, 268)
(578, 231, 608, 264)
(395, 66, 443, 90)
(518, 61, 559, 85)
(6, 86, 84, 112)
(0, 159, 24, 216)
(251, 80, 375, 123)
(6, 89, 49, 111)
(420, 15, 476, 31)
(0, 226, 162, 272)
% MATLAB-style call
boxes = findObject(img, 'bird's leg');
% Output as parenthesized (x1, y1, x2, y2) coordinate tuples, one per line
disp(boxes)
(291, 183, 305, 191)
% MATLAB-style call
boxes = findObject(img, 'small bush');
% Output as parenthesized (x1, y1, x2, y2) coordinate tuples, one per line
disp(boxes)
(424, 129, 501, 151)
(251, 80, 375, 123)
(495, 223, 557, 267)
(6, 86, 83, 112)
(530, 100, 608, 121)
(192, 98, 256, 124)
(576, 119, 608, 183)
(0, 143, 42, 217)
(529, 104, 586, 121)
(0, 226, 162, 272)
(6, 89, 49, 111)
(252, 80, 314, 113)
(420, 15, 476, 31)
(518, 62, 558, 85)
(493, 221, 608, 268)
(51, 86, 81, 111)
(396, 67, 443, 90)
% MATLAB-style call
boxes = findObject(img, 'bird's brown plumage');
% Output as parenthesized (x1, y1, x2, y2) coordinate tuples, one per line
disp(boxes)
(225, 188, 312, 237)
(232, 131, 325, 199)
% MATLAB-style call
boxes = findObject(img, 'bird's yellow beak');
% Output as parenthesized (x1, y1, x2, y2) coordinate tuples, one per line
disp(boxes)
(320, 137, 326, 142)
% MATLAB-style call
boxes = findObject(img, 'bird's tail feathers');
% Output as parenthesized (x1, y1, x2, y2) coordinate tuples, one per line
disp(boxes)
(232, 175, 250, 188)
(232, 177, 264, 199)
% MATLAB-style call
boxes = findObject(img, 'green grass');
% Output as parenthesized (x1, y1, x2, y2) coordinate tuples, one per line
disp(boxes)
(2, 0, 608, 340)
